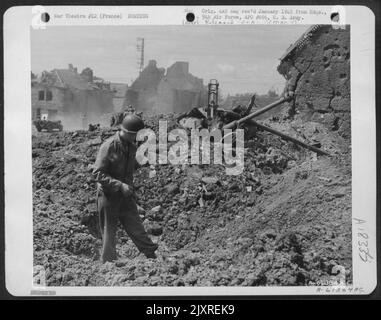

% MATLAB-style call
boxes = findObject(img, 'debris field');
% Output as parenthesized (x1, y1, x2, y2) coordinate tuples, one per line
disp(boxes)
(33, 25, 352, 287)
(33, 113, 352, 286)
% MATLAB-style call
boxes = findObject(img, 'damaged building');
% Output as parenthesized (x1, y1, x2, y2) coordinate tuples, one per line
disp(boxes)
(278, 25, 350, 138)
(32, 24, 355, 287)
(124, 60, 206, 114)
(31, 64, 114, 129)
(110, 83, 129, 112)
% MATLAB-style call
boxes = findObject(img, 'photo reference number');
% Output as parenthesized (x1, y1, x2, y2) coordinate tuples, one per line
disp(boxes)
(146, 304, 235, 317)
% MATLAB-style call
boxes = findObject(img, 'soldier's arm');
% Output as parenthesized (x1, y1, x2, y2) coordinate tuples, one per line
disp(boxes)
(92, 142, 124, 192)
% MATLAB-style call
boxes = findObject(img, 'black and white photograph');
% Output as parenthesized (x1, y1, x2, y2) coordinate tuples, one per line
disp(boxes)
(3, 5, 377, 296)
(30, 23, 354, 287)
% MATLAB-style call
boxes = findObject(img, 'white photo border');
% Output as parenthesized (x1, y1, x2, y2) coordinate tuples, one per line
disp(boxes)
(3, 5, 377, 296)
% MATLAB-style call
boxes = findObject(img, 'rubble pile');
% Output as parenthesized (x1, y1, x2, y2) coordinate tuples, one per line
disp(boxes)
(33, 113, 352, 286)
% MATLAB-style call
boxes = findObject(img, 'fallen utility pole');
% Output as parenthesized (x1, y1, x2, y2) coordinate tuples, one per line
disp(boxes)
(222, 96, 331, 157)
(223, 96, 292, 130)
(251, 120, 331, 157)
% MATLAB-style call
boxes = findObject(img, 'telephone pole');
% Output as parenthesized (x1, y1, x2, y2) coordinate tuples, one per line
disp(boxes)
(136, 37, 145, 75)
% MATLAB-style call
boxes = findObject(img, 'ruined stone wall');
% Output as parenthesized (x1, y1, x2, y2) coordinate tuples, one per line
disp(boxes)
(124, 60, 206, 114)
(31, 85, 65, 120)
(124, 60, 165, 112)
(40, 89, 113, 130)
(111, 83, 128, 112)
(155, 82, 204, 114)
(32, 67, 115, 128)
(278, 25, 350, 139)
(86, 90, 114, 123)
(154, 81, 175, 114)
(173, 89, 203, 113)
(155, 61, 205, 113)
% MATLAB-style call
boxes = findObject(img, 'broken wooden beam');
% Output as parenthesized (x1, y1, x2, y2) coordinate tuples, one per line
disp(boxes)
(251, 120, 331, 157)
(223, 96, 292, 130)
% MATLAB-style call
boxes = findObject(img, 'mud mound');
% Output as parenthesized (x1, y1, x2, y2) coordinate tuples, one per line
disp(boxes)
(33, 115, 351, 286)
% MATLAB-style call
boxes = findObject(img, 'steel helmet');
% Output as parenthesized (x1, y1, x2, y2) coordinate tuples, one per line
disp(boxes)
(121, 114, 145, 133)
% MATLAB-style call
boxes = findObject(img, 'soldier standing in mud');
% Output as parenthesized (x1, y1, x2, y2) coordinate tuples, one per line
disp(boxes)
(93, 114, 158, 262)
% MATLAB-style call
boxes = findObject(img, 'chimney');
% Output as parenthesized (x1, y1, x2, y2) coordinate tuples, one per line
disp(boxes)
(68, 64, 78, 74)
(81, 67, 94, 83)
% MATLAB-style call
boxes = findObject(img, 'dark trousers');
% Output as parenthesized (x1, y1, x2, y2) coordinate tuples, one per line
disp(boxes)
(97, 191, 158, 263)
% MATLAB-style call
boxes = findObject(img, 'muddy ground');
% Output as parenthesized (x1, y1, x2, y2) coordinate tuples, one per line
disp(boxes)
(33, 114, 352, 286)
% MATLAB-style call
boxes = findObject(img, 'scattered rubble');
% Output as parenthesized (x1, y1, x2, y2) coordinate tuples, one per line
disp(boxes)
(33, 113, 352, 286)
(33, 25, 352, 287)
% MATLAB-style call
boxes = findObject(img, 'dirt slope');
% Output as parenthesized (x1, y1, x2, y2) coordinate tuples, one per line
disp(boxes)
(33, 115, 351, 286)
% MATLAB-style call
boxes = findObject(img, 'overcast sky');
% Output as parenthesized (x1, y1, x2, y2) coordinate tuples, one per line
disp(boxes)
(31, 25, 308, 95)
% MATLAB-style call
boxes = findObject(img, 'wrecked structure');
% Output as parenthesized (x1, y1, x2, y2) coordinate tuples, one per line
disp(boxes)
(33, 112, 352, 286)
(124, 60, 165, 113)
(124, 60, 206, 114)
(31, 64, 114, 129)
(32, 25, 353, 287)
(110, 83, 128, 112)
(278, 25, 350, 138)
